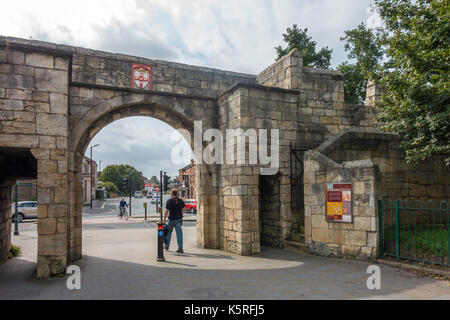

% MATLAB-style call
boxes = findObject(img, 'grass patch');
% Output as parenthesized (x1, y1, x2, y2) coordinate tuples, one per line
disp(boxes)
(383, 228, 449, 255)
(8, 244, 21, 259)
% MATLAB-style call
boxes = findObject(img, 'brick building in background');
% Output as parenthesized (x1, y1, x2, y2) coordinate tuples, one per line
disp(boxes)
(82, 156, 97, 204)
(178, 159, 196, 199)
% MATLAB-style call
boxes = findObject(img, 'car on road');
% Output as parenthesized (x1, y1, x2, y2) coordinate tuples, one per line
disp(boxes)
(151, 195, 161, 204)
(146, 192, 153, 198)
(135, 191, 143, 198)
(11, 201, 38, 222)
(184, 199, 197, 214)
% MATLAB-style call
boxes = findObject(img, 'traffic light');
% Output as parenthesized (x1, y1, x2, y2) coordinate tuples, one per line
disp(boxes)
(163, 173, 169, 192)
(122, 177, 128, 191)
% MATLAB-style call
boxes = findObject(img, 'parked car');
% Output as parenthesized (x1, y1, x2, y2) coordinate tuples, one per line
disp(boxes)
(134, 191, 142, 198)
(184, 199, 197, 214)
(11, 201, 38, 222)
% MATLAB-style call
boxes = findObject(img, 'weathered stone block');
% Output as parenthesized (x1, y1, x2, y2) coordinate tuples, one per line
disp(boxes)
(33, 91, 50, 102)
(56, 217, 66, 234)
(36, 114, 67, 135)
(39, 136, 56, 149)
(14, 111, 35, 122)
(50, 93, 68, 114)
(38, 204, 48, 218)
(34, 68, 68, 93)
(25, 53, 54, 69)
(24, 101, 50, 113)
(354, 216, 371, 231)
(5, 88, 28, 100)
(367, 232, 377, 248)
(38, 233, 66, 256)
(38, 159, 58, 174)
(341, 245, 360, 257)
(0, 74, 34, 89)
(54, 189, 67, 204)
(329, 229, 345, 244)
(0, 99, 24, 111)
(37, 173, 66, 188)
(38, 218, 57, 235)
(311, 214, 328, 228)
(31, 148, 50, 159)
(47, 204, 66, 218)
(54, 57, 68, 71)
(344, 230, 366, 246)
(312, 228, 329, 243)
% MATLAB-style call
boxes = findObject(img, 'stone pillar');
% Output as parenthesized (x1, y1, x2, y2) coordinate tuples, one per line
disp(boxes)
(257, 48, 303, 89)
(26, 51, 70, 277)
(365, 80, 384, 107)
(196, 163, 220, 249)
(234, 167, 260, 255)
(66, 151, 83, 262)
(33, 147, 68, 277)
(0, 182, 13, 265)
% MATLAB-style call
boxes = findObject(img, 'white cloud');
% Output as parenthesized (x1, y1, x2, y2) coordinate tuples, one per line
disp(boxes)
(87, 117, 193, 178)
(3, 0, 375, 72)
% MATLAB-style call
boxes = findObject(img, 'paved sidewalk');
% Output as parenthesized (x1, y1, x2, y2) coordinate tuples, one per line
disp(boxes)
(1, 216, 449, 300)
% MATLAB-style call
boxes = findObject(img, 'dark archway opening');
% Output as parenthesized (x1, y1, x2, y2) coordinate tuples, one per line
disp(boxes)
(258, 173, 282, 248)
(0, 147, 37, 265)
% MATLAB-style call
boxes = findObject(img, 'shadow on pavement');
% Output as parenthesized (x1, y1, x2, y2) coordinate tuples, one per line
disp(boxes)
(1, 250, 448, 300)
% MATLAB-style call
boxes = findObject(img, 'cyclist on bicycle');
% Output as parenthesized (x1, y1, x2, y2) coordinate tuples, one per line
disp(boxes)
(119, 198, 128, 217)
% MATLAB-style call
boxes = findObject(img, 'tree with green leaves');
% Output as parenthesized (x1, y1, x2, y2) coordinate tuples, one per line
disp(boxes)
(116, 164, 145, 193)
(149, 175, 160, 185)
(338, 23, 385, 103)
(102, 181, 119, 194)
(99, 164, 145, 194)
(275, 25, 333, 69)
(374, 0, 450, 164)
(99, 165, 121, 192)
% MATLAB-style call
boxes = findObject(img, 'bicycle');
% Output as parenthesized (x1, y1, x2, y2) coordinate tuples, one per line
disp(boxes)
(118, 206, 129, 220)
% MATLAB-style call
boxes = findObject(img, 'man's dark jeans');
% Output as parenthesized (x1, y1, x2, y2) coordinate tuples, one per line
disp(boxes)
(164, 218, 183, 250)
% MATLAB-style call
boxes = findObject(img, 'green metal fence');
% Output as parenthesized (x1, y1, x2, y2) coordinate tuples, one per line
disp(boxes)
(378, 199, 449, 267)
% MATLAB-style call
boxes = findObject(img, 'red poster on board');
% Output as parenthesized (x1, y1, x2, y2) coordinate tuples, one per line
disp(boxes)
(325, 183, 352, 222)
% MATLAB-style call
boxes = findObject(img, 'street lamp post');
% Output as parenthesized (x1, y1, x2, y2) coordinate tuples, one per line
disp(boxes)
(98, 160, 103, 175)
(90, 144, 100, 209)
(14, 183, 19, 236)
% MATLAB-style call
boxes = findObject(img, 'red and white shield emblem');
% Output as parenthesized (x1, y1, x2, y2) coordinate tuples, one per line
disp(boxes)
(131, 64, 152, 90)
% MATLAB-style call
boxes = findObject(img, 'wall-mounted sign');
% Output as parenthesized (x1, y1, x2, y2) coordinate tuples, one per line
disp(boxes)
(131, 63, 152, 90)
(325, 183, 352, 222)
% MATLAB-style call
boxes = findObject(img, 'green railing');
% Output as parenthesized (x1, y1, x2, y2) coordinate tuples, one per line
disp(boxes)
(378, 199, 449, 267)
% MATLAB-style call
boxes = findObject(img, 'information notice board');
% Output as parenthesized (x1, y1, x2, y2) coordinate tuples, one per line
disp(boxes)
(325, 183, 352, 222)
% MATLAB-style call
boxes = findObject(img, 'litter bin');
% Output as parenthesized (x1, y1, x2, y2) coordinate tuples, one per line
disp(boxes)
(96, 187, 107, 201)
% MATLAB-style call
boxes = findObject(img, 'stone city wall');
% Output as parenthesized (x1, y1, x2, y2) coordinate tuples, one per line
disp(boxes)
(304, 130, 450, 260)
(0, 35, 398, 276)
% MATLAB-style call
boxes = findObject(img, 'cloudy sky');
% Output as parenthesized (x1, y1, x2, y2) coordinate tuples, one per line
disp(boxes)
(3, 0, 378, 179)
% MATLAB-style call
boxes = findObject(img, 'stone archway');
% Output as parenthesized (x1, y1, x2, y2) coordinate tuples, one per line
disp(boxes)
(65, 91, 220, 265)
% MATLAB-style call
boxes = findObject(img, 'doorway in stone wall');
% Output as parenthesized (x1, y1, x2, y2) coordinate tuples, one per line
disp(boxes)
(290, 145, 309, 243)
(0, 147, 38, 270)
(258, 173, 282, 248)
